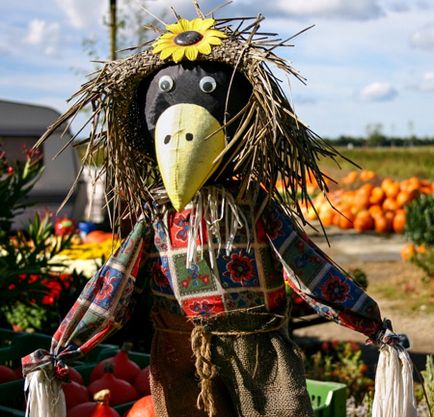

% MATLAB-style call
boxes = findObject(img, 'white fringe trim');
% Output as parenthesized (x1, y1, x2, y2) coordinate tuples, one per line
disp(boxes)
(186, 187, 250, 269)
(25, 369, 66, 417)
(372, 343, 418, 417)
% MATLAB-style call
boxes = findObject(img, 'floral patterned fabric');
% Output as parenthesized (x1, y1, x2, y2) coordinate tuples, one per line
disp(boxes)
(144, 201, 382, 337)
(22, 195, 383, 377)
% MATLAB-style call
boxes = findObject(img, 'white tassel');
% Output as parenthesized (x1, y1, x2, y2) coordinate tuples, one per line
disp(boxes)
(25, 369, 66, 417)
(372, 343, 418, 417)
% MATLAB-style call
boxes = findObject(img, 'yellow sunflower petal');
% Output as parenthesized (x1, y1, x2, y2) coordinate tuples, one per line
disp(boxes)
(159, 46, 178, 60)
(172, 46, 186, 63)
(166, 21, 183, 34)
(197, 42, 212, 55)
(191, 18, 215, 32)
(185, 46, 199, 61)
(153, 40, 175, 53)
(206, 37, 223, 46)
(178, 18, 192, 31)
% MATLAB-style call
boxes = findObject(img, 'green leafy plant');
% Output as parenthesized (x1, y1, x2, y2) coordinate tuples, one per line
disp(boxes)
(421, 355, 434, 416)
(406, 194, 434, 246)
(405, 195, 434, 280)
(0, 146, 88, 331)
(0, 146, 43, 237)
(305, 340, 374, 404)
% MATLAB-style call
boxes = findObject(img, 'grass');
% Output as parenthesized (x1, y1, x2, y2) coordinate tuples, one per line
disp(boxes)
(319, 146, 434, 181)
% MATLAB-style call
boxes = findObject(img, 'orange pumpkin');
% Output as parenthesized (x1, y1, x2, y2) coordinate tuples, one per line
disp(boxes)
(359, 170, 376, 182)
(384, 181, 400, 199)
(337, 210, 354, 229)
(396, 190, 416, 208)
(382, 198, 398, 212)
(369, 187, 385, 205)
(353, 210, 374, 232)
(126, 395, 155, 417)
(393, 210, 406, 233)
(400, 243, 415, 261)
(368, 204, 383, 218)
(383, 211, 395, 230)
(374, 214, 391, 233)
(416, 244, 427, 254)
(342, 171, 359, 185)
(319, 208, 335, 227)
(353, 190, 370, 211)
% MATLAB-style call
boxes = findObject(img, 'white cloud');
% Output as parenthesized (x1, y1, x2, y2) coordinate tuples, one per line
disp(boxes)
(360, 82, 398, 101)
(416, 72, 434, 91)
(25, 19, 60, 57)
(274, 0, 384, 20)
(410, 23, 434, 52)
(54, 0, 106, 29)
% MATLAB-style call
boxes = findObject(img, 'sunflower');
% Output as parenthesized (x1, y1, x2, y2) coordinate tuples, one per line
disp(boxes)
(153, 18, 227, 63)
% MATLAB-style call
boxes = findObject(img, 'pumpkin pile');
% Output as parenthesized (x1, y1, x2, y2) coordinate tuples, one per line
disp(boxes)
(302, 170, 434, 233)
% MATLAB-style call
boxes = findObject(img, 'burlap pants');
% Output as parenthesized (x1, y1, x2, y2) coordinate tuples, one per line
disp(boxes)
(149, 307, 314, 417)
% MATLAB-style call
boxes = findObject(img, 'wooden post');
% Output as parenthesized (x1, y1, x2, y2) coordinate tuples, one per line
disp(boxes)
(109, 0, 117, 60)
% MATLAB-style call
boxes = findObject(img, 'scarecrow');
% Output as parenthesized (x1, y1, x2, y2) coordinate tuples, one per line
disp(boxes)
(23, 5, 417, 417)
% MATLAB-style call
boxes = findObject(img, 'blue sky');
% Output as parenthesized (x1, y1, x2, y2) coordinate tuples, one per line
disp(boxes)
(1, 0, 434, 138)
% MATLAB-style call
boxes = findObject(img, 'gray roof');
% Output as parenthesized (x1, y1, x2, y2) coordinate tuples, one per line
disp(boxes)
(0, 99, 64, 137)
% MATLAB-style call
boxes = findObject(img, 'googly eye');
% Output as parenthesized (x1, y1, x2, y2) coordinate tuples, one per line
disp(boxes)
(158, 75, 174, 92)
(199, 76, 217, 93)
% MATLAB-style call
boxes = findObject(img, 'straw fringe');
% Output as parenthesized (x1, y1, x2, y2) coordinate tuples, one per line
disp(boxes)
(36, 5, 345, 231)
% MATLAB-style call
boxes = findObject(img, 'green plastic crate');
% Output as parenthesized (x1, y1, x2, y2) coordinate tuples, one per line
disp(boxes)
(307, 379, 347, 417)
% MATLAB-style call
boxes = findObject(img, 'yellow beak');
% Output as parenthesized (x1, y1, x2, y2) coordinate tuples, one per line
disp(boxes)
(155, 103, 225, 211)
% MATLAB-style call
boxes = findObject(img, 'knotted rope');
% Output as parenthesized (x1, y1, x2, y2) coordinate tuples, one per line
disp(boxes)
(187, 310, 289, 417)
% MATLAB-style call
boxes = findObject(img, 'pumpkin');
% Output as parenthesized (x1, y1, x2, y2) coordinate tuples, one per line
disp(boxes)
(62, 380, 89, 409)
(400, 243, 415, 261)
(393, 210, 406, 233)
(382, 198, 398, 212)
(134, 367, 151, 396)
(342, 171, 359, 185)
(69, 367, 84, 385)
(396, 190, 416, 208)
(337, 210, 354, 230)
(88, 363, 138, 406)
(383, 181, 400, 199)
(68, 390, 120, 417)
(368, 204, 383, 218)
(373, 214, 391, 234)
(369, 187, 385, 205)
(126, 395, 155, 417)
(359, 170, 376, 182)
(0, 365, 17, 383)
(353, 211, 374, 232)
(90, 343, 141, 383)
(319, 208, 334, 227)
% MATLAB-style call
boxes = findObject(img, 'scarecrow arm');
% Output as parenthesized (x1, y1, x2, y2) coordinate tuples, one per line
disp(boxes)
(22, 220, 150, 377)
(263, 205, 383, 339)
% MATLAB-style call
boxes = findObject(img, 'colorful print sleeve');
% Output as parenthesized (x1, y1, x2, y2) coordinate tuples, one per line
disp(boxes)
(22, 220, 149, 377)
(263, 205, 383, 338)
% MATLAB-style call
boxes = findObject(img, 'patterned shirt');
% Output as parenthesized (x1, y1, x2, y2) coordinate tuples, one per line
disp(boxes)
(23, 192, 382, 376)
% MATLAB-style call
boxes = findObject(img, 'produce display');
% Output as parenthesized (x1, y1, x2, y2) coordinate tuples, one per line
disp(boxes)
(301, 170, 434, 233)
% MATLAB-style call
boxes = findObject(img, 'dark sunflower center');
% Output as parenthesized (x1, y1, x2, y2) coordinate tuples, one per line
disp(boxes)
(175, 31, 203, 46)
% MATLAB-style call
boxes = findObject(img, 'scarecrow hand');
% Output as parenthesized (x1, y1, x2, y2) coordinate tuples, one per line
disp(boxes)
(370, 318, 411, 349)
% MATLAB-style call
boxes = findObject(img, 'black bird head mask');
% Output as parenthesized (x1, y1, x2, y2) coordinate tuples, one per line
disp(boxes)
(39, 9, 342, 226)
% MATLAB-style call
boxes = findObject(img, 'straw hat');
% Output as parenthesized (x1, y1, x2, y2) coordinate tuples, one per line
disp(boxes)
(39, 4, 342, 227)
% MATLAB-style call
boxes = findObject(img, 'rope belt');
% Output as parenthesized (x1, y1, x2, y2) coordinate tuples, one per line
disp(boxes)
(154, 309, 289, 417)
